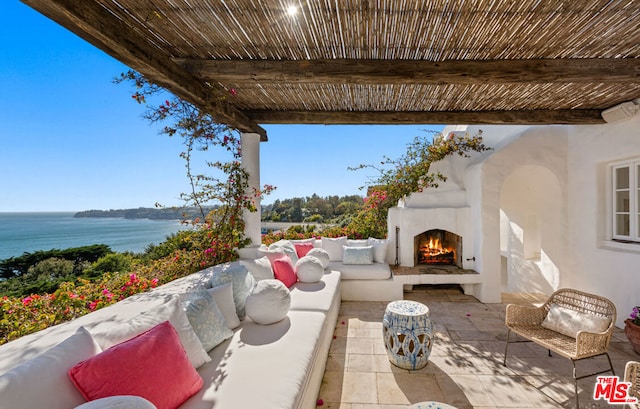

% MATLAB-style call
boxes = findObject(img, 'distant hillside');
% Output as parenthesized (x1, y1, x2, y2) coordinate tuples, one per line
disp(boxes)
(74, 207, 216, 220)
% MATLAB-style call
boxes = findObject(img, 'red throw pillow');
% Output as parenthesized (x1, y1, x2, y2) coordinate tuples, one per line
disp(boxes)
(294, 242, 314, 258)
(271, 254, 298, 288)
(68, 321, 203, 409)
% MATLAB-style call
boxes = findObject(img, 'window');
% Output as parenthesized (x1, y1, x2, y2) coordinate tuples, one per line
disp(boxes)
(612, 160, 640, 242)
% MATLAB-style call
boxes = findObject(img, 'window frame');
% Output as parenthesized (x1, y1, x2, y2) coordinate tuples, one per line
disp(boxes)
(611, 159, 640, 242)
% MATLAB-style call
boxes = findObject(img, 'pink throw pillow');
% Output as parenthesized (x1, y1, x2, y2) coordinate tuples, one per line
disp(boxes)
(294, 242, 314, 258)
(271, 254, 298, 288)
(68, 321, 203, 409)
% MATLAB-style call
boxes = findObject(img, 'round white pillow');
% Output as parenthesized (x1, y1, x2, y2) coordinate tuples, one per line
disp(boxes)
(74, 396, 157, 409)
(245, 279, 291, 325)
(295, 255, 325, 283)
(306, 248, 330, 269)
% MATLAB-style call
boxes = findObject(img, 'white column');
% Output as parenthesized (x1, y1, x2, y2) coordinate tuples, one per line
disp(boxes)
(240, 132, 262, 254)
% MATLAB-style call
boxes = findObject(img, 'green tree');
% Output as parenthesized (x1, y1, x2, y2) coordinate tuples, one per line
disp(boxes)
(89, 253, 134, 276)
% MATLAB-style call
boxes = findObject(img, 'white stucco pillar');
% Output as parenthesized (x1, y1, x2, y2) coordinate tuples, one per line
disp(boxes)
(239, 132, 262, 256)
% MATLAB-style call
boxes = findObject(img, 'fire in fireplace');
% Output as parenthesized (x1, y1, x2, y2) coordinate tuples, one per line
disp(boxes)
(414, 229, 462, 266)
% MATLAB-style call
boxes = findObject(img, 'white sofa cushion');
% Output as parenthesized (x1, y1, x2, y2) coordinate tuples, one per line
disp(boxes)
(329, 261, 392, 280)
(180, 310, 328, 409)
(93, 297, 211, 368)
(0, 327, 102, 409)
(245, 279, 291, 325)
(289, 270, 341, 313)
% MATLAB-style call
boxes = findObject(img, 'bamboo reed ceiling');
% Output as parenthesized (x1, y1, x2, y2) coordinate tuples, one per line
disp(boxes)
(23, 0, 640, 138)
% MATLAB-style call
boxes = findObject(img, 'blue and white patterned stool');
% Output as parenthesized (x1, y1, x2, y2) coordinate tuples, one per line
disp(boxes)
(383, 300, 433, 370)
(408, 402, 457, 409)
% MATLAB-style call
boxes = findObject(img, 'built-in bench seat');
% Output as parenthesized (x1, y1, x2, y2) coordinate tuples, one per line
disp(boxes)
(0, 262, 342, 409)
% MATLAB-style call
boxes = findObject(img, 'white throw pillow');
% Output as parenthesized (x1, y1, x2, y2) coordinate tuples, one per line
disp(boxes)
(368, 237, 389, 263)
(268, 239, 299, 263)
(240, 256, 274, 281)
(541, 303, 611, 338)
(290, 238, 316, 246)
(207, 262, 256, 320)
(306, 248, 330, 269)
(0, 327, 102, 409)
(295, 255, 325, 283)
(208, 282, 241, 329)
(93, 297, 211, 368)
(347, 239, 369, 247)
(257, 245, 286, 262)
(321, 236, 348, 261)
(74, 395, 157, 409)
(245, 279, 291, 325)
(342, 245, 374, 265)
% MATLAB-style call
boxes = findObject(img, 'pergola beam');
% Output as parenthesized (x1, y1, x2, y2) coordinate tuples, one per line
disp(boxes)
(174, 58, 640, 85)
(22, 0, 267, 138)
(245, 109, 605, 125)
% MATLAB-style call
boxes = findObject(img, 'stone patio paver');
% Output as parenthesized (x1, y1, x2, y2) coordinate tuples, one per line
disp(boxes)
(318, 285, 640, 408)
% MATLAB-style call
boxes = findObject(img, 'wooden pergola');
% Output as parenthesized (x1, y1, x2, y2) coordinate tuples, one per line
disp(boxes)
(23, 0, 640, 139)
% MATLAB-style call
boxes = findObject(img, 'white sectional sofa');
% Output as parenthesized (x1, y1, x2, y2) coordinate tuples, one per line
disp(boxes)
(0, 236, 404, 409)
(246, 236, 403, 302)
(0, 262, 342, 409)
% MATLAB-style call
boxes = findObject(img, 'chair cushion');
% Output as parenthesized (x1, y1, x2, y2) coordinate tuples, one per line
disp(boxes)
(542, 303, 611, 338)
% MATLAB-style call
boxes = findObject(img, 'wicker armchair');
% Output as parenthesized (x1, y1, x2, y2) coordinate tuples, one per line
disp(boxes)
(625, 361, 640, 409)
(503, 288, 616, 409)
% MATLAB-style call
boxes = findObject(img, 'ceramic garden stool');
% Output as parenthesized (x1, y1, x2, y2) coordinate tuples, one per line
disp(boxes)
(408, 402, 458, 409)
(382, 300, 434, 370)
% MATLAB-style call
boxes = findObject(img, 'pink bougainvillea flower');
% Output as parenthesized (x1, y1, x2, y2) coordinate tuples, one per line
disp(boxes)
(21, 296, 33, 305)
(316, 398, 324, 406)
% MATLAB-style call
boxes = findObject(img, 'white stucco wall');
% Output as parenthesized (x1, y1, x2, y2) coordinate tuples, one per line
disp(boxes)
(565, 115, 640, 327)
(386, 119, 640, 315)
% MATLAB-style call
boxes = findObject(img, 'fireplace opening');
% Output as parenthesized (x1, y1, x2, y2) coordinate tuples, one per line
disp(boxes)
(414, 229, 462, 267)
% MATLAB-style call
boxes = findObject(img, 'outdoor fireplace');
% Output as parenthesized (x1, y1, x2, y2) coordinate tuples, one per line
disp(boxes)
(414, 229, 462, 267)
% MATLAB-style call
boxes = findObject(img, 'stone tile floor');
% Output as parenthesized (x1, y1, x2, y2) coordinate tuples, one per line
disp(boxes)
(318, 285, 639, 409)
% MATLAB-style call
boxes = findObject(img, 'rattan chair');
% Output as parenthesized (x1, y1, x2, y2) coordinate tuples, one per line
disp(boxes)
(503, 288, 617, 408)
(625, 361, 640, 409)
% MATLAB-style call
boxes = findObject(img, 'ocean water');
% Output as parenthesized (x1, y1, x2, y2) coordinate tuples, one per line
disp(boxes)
(0, 212, 189, 261)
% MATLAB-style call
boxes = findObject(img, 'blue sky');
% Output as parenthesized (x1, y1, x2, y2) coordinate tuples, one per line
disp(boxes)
(1, 2, 442, 212)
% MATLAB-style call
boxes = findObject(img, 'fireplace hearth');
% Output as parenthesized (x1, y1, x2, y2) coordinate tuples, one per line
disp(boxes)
(414, 229, 462, 267)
